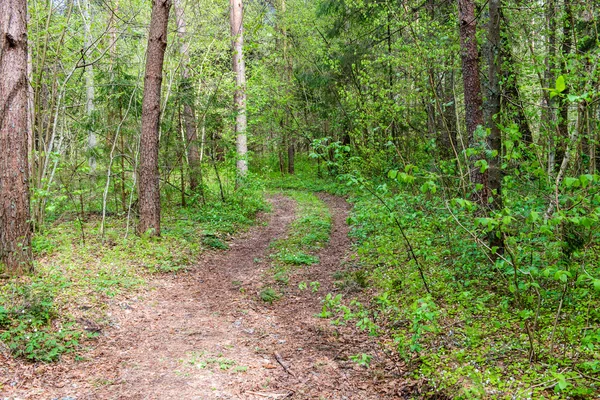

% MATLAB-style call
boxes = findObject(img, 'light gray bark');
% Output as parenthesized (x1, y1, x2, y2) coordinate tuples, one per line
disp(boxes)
(230, 0, 248, 176)
(80, 0, 96, 173)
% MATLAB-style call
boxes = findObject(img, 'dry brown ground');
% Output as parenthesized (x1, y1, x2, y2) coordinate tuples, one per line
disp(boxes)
(1, 194, 410, 400)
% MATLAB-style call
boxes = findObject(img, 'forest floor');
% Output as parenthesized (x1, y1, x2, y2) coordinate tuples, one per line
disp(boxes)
(1, 194, 410, 399)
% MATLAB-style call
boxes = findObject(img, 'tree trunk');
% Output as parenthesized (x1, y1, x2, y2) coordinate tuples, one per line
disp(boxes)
(0, 0, 33, 274)
(486, 0, 503, 253)
(80, 0, 96, 174)
(498, 8, 532, 145)
(174, 0, 203, 195)
(543, 0, 557, 175)
(555, 0, 573, 171)
(487, 0, 501, 208)
(138, 0, 171, 236)
(287, 138, 295, 174)
(458, 0, 488, 205)
(230, 0, 248, 176)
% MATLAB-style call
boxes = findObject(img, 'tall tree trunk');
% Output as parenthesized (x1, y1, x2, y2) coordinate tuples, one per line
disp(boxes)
(487, 0, 501, 208)
(26, 9, 34, 177)
(230, 0, 248, 177)
(555, 0, 573, 171)
(498, 9, 532, 145)
(486, 0, 503, 253)
(138, 0, 171, 236)
(457, 0, 488, 205)
(543, 0, 557, 175)
(174, 0, 203, 196)
(0, 0, 33, 274)
(80, 0, 96, 174)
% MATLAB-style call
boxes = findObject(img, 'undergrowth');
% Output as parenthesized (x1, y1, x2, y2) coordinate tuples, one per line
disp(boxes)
(318, 175, 600, 398)
(264, 156, 600, 398)
(0, 174, 266, 362)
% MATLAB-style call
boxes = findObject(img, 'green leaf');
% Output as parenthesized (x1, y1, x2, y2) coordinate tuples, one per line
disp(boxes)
(555, 75, 566, 93)
(527, 211, 540, 223)
(564, 177, 579, 188)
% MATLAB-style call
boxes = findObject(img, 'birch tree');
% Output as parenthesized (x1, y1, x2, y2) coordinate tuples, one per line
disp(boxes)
(230, 0, 248, 176)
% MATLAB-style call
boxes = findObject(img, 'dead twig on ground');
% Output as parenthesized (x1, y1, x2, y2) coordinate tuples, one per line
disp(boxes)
(274, 351, 295, 377)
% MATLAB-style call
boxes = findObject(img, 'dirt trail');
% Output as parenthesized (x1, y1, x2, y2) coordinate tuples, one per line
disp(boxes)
(3, 194, 405, 399)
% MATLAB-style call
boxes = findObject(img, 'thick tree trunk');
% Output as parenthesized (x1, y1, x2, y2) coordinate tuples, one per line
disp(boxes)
(137, 0, 171, 236)
(0, 0, 33, 274)
(458, 0, 488, 205)
(230, 0, 248, 176)
(174, 0, 202, 195)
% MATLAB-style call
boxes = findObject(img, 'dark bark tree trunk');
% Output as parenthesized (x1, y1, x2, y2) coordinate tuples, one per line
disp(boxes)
(230, 0, 248, 176)
(458, 0, 488, 205)
(0, 0, 33, 274)
(137, 0, 171, 236)
(174, 0, 203, 197)
(487, 0, 501, 209)
(287, 139, 295, 174)
(486, 0, 503, 252)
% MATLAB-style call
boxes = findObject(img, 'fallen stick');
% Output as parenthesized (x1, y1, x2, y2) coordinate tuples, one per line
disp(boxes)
(274, 351, 295, 377)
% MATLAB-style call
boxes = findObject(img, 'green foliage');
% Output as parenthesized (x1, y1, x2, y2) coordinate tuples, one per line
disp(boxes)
(349, 353, 372, 367)
(201, 235, 229, 250)
(259, 287, 281, 304)
(1, 180, 266, 362)
(0, 284, 87, 362)
(278, 251, 319, 266)
(303, 165, 600, 397)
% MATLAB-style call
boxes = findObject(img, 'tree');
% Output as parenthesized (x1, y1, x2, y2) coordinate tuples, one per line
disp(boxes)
(457, 0, 488, 205)
(0, 0, 33, 274)
(80, 0, 97, 174)
(485, 0, 503, 253)
(230, 0, 248, 176)
(138, 0, 172, 236)
(174, 0, 203, 197)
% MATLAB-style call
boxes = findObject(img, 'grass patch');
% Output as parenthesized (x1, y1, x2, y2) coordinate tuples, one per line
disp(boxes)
(259, 190, 332, 301)
(259, 287, 281, 303)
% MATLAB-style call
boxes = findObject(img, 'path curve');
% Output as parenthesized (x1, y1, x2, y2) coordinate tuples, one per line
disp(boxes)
(3, 194, 405, 399)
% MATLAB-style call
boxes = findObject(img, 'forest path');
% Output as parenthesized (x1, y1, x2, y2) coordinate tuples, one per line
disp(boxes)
(7, 194, 403, 399)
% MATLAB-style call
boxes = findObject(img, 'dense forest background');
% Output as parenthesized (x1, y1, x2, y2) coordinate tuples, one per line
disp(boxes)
(1, 0, 599, 397)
